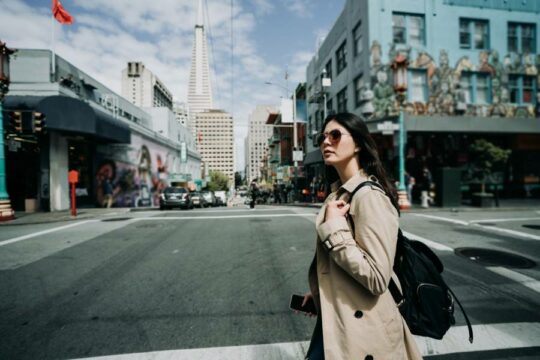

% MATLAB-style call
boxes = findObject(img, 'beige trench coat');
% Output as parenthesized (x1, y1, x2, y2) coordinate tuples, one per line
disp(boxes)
(308, 170, 422, 359)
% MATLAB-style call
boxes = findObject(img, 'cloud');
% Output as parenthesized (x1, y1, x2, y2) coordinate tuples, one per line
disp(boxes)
(281, 0, 313, 18)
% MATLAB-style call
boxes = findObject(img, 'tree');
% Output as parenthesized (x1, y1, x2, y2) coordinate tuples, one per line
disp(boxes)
(207, 170, 230, 191)
(469, 139, 511, 194)
(234, 171, 242, 188)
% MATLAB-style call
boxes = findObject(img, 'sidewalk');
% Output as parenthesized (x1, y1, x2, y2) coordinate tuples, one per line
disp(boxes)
(1, 199, 538, 226)
(276, 198, 540, 212)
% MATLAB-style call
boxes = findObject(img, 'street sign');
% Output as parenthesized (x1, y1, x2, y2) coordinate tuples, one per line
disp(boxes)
(377, 121, 400, 135)
(293, 150, 303, 162)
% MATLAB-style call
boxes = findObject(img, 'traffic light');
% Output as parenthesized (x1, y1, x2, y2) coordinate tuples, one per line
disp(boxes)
(33, 111, 46, 133)
(9, 111, 23, 133)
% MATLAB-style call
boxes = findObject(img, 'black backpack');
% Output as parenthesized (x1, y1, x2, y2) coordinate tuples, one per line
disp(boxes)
(347, 181, 473, 343)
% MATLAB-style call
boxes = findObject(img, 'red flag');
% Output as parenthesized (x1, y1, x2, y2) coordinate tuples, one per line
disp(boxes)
(52, 0, 74, 25)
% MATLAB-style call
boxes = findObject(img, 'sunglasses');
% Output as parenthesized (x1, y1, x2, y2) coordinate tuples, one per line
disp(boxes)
(316, 129, 352, 146)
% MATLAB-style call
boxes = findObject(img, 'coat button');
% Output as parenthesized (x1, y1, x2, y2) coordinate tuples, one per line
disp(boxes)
(365, 356, 373, 360)
(354, 310, 363, 318)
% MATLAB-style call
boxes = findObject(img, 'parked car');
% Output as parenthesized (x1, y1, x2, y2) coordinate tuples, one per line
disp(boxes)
(214, 190, 227, 206)
(159, 187, 192, 210)
(190, 191, 208, 208)
(201, 190, 217, 207)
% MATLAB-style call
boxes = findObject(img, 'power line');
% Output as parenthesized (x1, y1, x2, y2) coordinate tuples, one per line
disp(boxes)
(230, 0, 234, 117)
(204, 0, 220, 106)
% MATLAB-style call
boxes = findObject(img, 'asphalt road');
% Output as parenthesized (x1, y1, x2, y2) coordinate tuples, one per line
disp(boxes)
(0, 206, 539, 359)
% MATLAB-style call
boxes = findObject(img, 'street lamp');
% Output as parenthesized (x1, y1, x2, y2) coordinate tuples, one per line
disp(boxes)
(391, 53, 411, 210)
(0, 40, 15, 221)
(321, 69, 331, 119)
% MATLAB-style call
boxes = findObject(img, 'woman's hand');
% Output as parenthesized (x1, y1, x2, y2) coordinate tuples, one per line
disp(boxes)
(325, 200, 350, 221)
(295, 292, 315, 317)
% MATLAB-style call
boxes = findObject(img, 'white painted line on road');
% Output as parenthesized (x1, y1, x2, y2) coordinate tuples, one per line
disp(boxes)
(163, 208, 296, 213)
(469, 217, 540, 224)
(473, 223, 540, 241)
(402, 231, 454, 252)
(77, 322, 540, 359)
(0, 220, 97, 247)
(137, 213, 317, 221)
(487, 266, 540, 294)
(412, 214, 469, 226)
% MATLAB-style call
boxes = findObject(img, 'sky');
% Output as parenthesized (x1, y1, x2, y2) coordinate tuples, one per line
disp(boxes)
(0, 0, 345, 171)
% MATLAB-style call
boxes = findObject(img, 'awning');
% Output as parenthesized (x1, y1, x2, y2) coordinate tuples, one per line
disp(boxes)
(4, 95, 130, 143)
(304, 149, 323, 165)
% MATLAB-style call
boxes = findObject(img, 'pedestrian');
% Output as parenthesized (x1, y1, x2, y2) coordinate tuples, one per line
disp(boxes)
(273, 184, 281, 204)
(102, 177, 113, 208)
(249, 179, 258, 209)
(301, 112, 421, 359)
(405, 171, 415, 203)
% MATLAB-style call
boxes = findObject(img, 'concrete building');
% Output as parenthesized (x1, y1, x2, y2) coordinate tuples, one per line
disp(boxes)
(4, 49, 201, 212)
(187, 0, 213, 115)
(195, 110, 235, 186)
(246, 105, 275, 182)
(173, 101, 192, 129)
(121, 61, 173, 110)
(305, 0, 540, 201)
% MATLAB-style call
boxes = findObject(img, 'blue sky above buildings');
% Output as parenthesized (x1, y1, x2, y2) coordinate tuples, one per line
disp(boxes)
(0, 0, 345, 170)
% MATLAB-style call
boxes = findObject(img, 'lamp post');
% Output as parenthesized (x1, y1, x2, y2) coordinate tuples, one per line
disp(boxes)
(391, 53, 411, 210)
(0, 41, 15, 221)
(321, 69, 331, 119)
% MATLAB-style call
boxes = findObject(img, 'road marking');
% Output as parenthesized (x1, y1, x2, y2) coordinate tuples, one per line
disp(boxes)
(469, 217, 540, 224)
(159, 208, 295, 213)
(412, 214, 469, 226)
(77, 322, 540, 359)
(487, 266, 540, 294)
(402, 231, 454, 252)
(137, 213, 317, 221)
(0, 220, 97, 247)
(472, 223, 540, 241)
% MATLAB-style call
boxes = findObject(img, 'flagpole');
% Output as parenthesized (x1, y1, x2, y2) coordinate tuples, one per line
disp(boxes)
(50, 11, 56, 79)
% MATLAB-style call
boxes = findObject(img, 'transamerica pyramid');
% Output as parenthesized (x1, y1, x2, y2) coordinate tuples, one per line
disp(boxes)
(187, 0, 213, 116)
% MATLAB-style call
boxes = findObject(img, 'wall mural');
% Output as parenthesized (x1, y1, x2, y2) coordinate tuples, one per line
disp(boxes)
(362, 41, 540, 119)
(95, 134, 172, 208)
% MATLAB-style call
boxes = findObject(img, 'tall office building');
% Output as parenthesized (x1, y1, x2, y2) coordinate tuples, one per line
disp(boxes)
(246, 105, 275, 182)
(121, 62, 173, 110)
(196, 110, 235, 186)
(187, 0, 213, 115)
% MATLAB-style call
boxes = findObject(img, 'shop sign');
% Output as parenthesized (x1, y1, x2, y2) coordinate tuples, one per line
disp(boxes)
(377, 121, 399, 135)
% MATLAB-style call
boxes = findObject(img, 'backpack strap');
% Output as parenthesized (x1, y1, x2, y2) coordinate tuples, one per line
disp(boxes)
(448, 287, 474, 343)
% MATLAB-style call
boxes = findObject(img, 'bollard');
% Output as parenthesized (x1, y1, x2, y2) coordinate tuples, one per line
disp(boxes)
(421, 191, 429, 208)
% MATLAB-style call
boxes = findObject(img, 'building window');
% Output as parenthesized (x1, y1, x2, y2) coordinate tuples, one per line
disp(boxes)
(354, 74, 364, 107)
(459, 18, 489, 50)
(509, 75, 537, 105)
(325, 60, 332, 81)
(460, 72, 491, 104)
(408, 70, 428, 102)
(326, 98, 333, 115)
(392, 13, 425, 47)
(508, 22, 536, 53)
(336, 40, 347, 74)
(337, 86, 348, 112)
(353, 21, 362, 57)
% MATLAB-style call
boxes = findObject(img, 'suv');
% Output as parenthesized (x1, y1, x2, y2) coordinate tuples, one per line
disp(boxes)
(201, 190, 217, 207)
(159, 187, 192, 210)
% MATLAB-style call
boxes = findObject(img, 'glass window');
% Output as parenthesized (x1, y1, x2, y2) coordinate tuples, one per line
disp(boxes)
(337, 86, 348, 112)
(409, 70, 427, 102)
(326, 98, 333, 113)
(508, 22, 536, 53)
(393, 13, 424, 46)
(353, 21, 362, 56)
(509, 75, 537, 104)
(336, 41, 347, 74)
(392, 14, 406, 44)
(476, 74, 489, 104)
(460, 18, 489, 50)
(460, 73, 472, 103)
(354, 74, 364, 107)
(325, 60, 332, 81)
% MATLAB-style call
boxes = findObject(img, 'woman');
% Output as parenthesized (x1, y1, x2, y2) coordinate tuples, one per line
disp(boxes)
(304, 113, 422, 359)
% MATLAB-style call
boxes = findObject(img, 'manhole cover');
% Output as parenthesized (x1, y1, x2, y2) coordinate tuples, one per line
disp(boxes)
(455, 247, 536, 269)
(523, 224, 540, 230)
(102, 217, 132, 222)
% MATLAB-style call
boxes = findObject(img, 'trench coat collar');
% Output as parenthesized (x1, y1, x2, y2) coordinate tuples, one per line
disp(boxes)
(330, 168, 373, 194)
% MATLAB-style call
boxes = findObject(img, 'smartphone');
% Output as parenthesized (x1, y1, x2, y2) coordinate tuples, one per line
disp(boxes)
(290, 294, 318, 315)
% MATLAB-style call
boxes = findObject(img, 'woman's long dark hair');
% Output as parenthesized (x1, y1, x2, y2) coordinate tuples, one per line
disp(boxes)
(322, 112, 399, 213)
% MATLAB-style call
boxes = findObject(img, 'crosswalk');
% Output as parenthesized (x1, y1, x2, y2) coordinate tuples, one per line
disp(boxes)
(79, 322, 540, 359)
